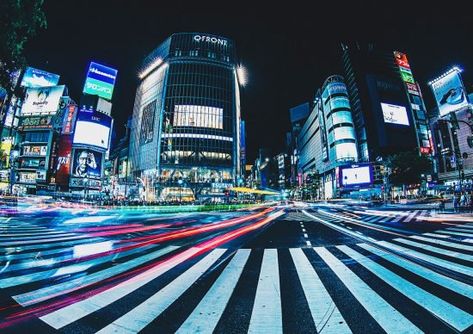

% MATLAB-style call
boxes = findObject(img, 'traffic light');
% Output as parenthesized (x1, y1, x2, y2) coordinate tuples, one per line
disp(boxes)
(449, 112, 459, 130)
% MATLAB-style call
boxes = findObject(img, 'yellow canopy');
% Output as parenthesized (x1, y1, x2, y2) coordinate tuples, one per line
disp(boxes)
(229, 187, 280, 195)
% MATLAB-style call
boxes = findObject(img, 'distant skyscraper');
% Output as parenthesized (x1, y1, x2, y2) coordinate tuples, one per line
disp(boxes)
(129, 33, 242, 201)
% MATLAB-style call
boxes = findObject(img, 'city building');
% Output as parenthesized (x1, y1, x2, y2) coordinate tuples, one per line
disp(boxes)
(129, 32, 242, 202)
(298, 75, 359, 199)
(287, 102, 310, 188)
(341, 43, 420, 161)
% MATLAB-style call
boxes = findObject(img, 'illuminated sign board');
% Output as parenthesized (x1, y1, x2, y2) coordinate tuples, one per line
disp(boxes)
(400, 71, 415, 84)
(20, 67, 60, 88)
(339, 164, 373, 187)
(19, 116, 53, 129)
(83, 62, 118, 100)
(72, 149, 102, 178)
(55, 135, 72, 186)
(381, 103, 410, 126)
(193, 35, 228, 46)
(430, 70, 469, 117)
(73, 111, 112, 150)
(21, 85, 65, 116)
(405, 82, 420, 96)
(394, 51, 410, 69)
(173, 105, 223, 129)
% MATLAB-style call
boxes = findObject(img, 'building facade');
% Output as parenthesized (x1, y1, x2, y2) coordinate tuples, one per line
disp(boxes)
(129, 33, 242, 202)
(298, 76, 358, 199)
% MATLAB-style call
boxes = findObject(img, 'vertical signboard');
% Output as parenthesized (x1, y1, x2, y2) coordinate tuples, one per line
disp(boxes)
(55, 135, 72, 187)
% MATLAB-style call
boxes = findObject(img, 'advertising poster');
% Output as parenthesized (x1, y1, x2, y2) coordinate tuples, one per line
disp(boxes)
(140, 100, 156, 144)
(55, 135, 72, 186)
(20, 67, 60, 88)
(431, 70, 469, 116)
(83, 62, 118, 100)
(21, 85, 65, 115)
(73, 111, 112, 149)
(381, 103, 410, 126)
(339, 164, 373, 187)
(173, 105, 223, 129)
(72, 149, 102, 178)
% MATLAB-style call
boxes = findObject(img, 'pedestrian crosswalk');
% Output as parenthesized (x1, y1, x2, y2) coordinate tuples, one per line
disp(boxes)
(1, 232, 473, 333)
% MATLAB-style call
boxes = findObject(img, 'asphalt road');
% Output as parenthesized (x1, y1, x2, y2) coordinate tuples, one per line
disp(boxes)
(0, 201, 472, 333)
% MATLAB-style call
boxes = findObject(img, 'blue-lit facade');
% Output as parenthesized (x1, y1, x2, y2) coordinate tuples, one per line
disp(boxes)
(129, 33, 241, 201)
(298, 76, 358, 199)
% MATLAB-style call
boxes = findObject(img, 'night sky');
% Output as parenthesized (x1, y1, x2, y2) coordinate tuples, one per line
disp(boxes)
(24, 1, 473, 162)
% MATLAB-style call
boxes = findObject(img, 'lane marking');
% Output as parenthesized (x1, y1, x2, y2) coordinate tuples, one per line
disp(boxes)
(248, 249, 282, 334)
(290, 248, 350, 333)
(314, 247, 421, 333)
(96, 249, 226, 334)
(338, 245, 473, 332)
(176, 249, 250, 333)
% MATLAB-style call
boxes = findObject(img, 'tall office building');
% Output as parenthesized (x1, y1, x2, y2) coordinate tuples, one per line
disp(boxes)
(341, 43, 419, 161)
(129, 33, 242, 202)
(298, 76, 358, 198)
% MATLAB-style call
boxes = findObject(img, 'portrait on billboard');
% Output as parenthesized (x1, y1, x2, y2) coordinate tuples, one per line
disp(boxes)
(140, 100, 156, 144)
(72, 150, 102, 178)
(21, 85, 65, 115)
(431, 71, 469, 116)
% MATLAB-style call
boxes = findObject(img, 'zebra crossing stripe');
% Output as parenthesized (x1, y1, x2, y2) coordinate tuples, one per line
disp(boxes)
(358, 243, 473, 299)
(176, 249, 250, 333)
(422, 233, 450, 239)
(337, 245, 473, 332)
(40, 246, 213, 329)
(13, 245, 180, 307)
(289, 248, 351, 333)
(390, 213, 405, 223)
(95, 248, 226, 334)
(447, 227, 473, 233)
(314, 247, 422, 333)
(403, 210, 419, 223)
(436, 230, 473, 238)
(394, 238, 473, 262)
(377, 241, 473, 276)
(410, 235, 473, 252)
(248, 249, 283, 334)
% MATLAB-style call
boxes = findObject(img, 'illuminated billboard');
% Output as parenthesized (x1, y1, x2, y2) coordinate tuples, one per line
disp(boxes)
(55, 135, 72, 186)
(73, 111, 112, 150)
(339, 164, 373, 187)
(430, 70, 469, 117)
(21, 85, 65, 116)
(381, 103, 410, 126)
(140, 100, 156, 144)
(20, 67, 60, 88)
(72, 149, 102, 178)
(83, 62, 118, 100)
(394, 51, 410, 69)
(173, 105, 223, 129)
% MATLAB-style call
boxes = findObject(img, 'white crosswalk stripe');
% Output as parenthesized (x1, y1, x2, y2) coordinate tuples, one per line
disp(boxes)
(248, 248, 282, 334)
(2, 218, 473, 333)
(314, 247, 422, 333)
(338, 245, 473, 332)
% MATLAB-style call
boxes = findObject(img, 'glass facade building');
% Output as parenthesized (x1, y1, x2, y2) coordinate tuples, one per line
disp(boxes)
(298, 76, 358, 199)
(129, 33, 241, 201)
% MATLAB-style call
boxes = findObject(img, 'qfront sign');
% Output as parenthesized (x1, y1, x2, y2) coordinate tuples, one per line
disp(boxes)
(83, 62, 118, 100)
(193, 35, 228, 47)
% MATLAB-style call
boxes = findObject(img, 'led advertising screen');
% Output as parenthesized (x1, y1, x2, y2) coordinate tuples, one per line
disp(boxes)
(83, 62, 118, 100)
(72, 149, 102, 178)
(73, 111, 112, 149)
(21, 85, 65, 116)
(173, 105, 223, 129)
(20, 67, 60, 88)
(140, 100, 156, 144)
(431, 70, 469, 117)
(339, 164, 373, 187)
(381, 103, 410, 126)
